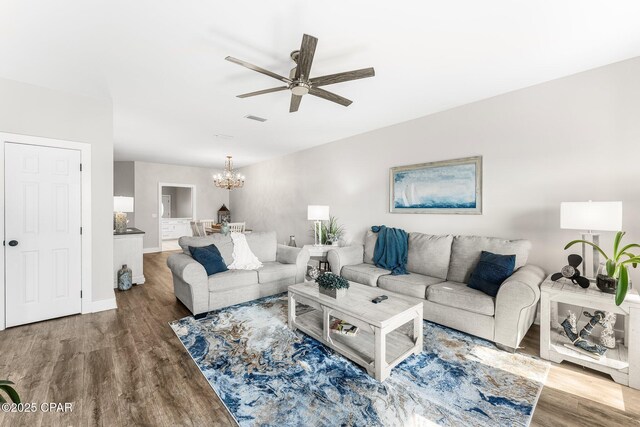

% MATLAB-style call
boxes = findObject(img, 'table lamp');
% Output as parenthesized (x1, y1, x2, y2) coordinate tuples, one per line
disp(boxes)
(560, 201, 622, 279)
(307, 205, 330, 246)
(114, 196, 134, 233)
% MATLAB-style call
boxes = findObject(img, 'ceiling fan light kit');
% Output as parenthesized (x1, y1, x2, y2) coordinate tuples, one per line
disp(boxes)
(226, 34, 375, 112)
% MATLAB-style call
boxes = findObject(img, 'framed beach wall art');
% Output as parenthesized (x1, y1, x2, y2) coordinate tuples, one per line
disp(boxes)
(389, 156, 482, 214)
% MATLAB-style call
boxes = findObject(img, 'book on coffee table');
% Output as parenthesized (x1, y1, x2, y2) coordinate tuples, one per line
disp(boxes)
(330, 319, 359, 336)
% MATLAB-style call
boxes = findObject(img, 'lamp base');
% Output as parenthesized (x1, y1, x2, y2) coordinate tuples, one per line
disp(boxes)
(114, 212, 128, 233)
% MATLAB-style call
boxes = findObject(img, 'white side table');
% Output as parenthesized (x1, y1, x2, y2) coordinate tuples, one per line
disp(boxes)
(303, 244, 336, 271)
(540, 275, 640, 389)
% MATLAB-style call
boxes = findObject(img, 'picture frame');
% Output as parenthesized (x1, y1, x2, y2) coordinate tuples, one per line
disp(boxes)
(389, 156, 482, 214)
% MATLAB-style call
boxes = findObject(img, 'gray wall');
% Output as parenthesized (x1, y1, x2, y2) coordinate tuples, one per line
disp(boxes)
(231, 57, 640, 284)
(0, 77, 115, 302)
(134, 161, 229, 249)
(114, 161, 135, 226)
(175, 187, 193, 218)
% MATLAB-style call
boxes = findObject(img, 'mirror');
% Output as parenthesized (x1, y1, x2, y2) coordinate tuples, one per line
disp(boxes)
(161, 186, 193, 218)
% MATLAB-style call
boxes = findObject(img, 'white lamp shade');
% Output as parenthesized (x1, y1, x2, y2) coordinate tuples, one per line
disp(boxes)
(307, 205, 330, 221)
(114, 196, 134, 213)
(560, 201, 622, 231)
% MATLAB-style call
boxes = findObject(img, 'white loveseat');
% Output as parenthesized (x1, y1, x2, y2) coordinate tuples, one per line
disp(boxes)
(327, 231, 545, 351)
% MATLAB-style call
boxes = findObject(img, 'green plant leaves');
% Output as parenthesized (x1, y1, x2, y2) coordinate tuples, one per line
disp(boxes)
(0, 382, 20, 404)
(615, 265, 629, 306)
(564, 239, 609, 260)
(606, 259, 616, 277)
(613, 231, 625, 259)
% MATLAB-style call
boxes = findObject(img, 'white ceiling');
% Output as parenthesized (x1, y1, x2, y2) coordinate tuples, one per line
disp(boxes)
(1, 1, 640, 168)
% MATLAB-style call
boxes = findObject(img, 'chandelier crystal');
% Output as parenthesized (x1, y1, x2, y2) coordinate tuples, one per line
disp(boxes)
(213, 156, 245, 190)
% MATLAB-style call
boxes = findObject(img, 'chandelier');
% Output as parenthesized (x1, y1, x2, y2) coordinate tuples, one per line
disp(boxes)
(213, 156, 245, 190)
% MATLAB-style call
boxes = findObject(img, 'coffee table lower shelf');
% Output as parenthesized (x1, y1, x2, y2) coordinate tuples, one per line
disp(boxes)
(288, 291, 423, 381)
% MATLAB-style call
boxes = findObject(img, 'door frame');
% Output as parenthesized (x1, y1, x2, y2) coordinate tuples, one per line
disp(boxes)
(0, 132, 92, 331)
(157, 182, 196, 248)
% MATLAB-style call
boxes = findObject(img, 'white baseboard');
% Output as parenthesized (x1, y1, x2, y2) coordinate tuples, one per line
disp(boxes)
(143, 247, 161, 254)
(91, 297, 118, 313)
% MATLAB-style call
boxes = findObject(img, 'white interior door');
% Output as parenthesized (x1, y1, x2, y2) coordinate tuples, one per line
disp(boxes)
(4, 142, 82, 327)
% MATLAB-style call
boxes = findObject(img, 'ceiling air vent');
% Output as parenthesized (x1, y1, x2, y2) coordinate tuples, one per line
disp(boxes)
(244, 115, 267, 122)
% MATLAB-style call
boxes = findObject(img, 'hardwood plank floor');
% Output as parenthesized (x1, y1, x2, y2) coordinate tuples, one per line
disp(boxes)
(0, 251, 638, 426)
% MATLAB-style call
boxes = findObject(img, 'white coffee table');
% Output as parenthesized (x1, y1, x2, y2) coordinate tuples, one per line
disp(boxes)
(288, 281, 423, 381)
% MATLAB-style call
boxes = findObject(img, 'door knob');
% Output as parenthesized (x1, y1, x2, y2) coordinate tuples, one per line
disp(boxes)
(8, 240, 18, 247)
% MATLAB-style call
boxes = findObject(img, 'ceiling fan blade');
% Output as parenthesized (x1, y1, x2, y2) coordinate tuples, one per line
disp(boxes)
(310, 67, 375, 87)
(295, 34, 318, 80)
(225, 56, 291, 84)
(309, 87, 352, 107)
(290, 94, 302, 113)
(237, 86, 289, 98)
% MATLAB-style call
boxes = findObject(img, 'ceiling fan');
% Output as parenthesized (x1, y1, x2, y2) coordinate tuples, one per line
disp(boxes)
(225, 34, 375, 113)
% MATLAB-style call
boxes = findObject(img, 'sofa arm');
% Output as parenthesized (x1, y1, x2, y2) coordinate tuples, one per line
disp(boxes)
(277, 244, 310, 283)
(167, 253, 209, 316)
(327, 245, 365, 276)
(494, 264, 546, 349)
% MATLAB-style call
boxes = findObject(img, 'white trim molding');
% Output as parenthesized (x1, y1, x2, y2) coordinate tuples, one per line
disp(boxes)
(91, 298, 118, 313)
(143, 247, 162, 254)
(0, 132, 93, 330)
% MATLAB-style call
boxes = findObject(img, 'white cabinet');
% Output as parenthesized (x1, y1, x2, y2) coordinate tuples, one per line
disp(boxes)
(161, 218, 192, 239)
(114, 229, 145, 287)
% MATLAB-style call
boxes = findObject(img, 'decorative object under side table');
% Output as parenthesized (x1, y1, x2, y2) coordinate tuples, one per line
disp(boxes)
(304, 244, 334, 271)
(540, 275, 640, 389)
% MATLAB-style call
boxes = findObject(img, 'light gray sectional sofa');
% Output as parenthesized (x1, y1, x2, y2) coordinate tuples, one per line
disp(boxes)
(327, 231, 545, 351)
(167, 231, 309, 318)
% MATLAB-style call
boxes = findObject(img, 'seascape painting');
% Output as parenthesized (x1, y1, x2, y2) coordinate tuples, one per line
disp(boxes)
(390, 156, 482, 214)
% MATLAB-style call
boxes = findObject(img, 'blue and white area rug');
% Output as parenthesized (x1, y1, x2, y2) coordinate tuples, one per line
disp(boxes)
(170, 294, 548, 426)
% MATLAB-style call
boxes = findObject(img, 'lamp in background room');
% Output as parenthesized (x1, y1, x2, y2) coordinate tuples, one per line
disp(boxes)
(308, 205, 330, 246)
(560, 201, 622, 279)
(114, 196, 134, 234)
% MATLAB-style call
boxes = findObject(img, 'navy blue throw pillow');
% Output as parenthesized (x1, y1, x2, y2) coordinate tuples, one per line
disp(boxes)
(467, 251, 516, 297)
(189, 244, 228, 276)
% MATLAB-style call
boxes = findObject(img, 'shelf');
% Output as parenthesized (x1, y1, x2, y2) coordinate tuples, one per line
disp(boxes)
(549, 328, 628, 372)
(294, 309, 416, 365)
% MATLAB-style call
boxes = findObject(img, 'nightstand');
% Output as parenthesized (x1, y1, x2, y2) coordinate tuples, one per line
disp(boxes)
(540, 275, 640, 389)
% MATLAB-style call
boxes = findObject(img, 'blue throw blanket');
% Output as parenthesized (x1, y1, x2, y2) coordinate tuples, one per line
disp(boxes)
(371, 225, 408, 275)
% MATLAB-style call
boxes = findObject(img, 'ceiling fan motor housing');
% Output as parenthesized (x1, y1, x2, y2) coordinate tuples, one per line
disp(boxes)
(290, 81, 310, 96)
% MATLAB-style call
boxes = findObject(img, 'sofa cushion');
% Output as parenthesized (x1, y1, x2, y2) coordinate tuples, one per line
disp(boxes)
(363, 230, 378, 265)
(245, 231, 277, 262)
(180, 234, 234, 265)
(406, 233, 453, 280)
(468, 251, 516, 297)
(427, 281, 495, 316)
(447, 236, 531, 284)
(189, 244, 228, 276)
(257, 262, 297, 284)
(341, 263, 390, 287)
(208, 269, 258, 291)
(378, 273, 444, 299)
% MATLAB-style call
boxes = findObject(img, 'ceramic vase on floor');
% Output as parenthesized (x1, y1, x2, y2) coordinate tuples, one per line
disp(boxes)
(118, 264, 133, 291)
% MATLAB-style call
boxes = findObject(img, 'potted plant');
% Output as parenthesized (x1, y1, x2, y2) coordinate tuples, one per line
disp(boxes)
(316, 272, 350, 298)
(0, 380, 20, 404)
(321, 216, 345, 246)
(565, 231, 639, 305)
